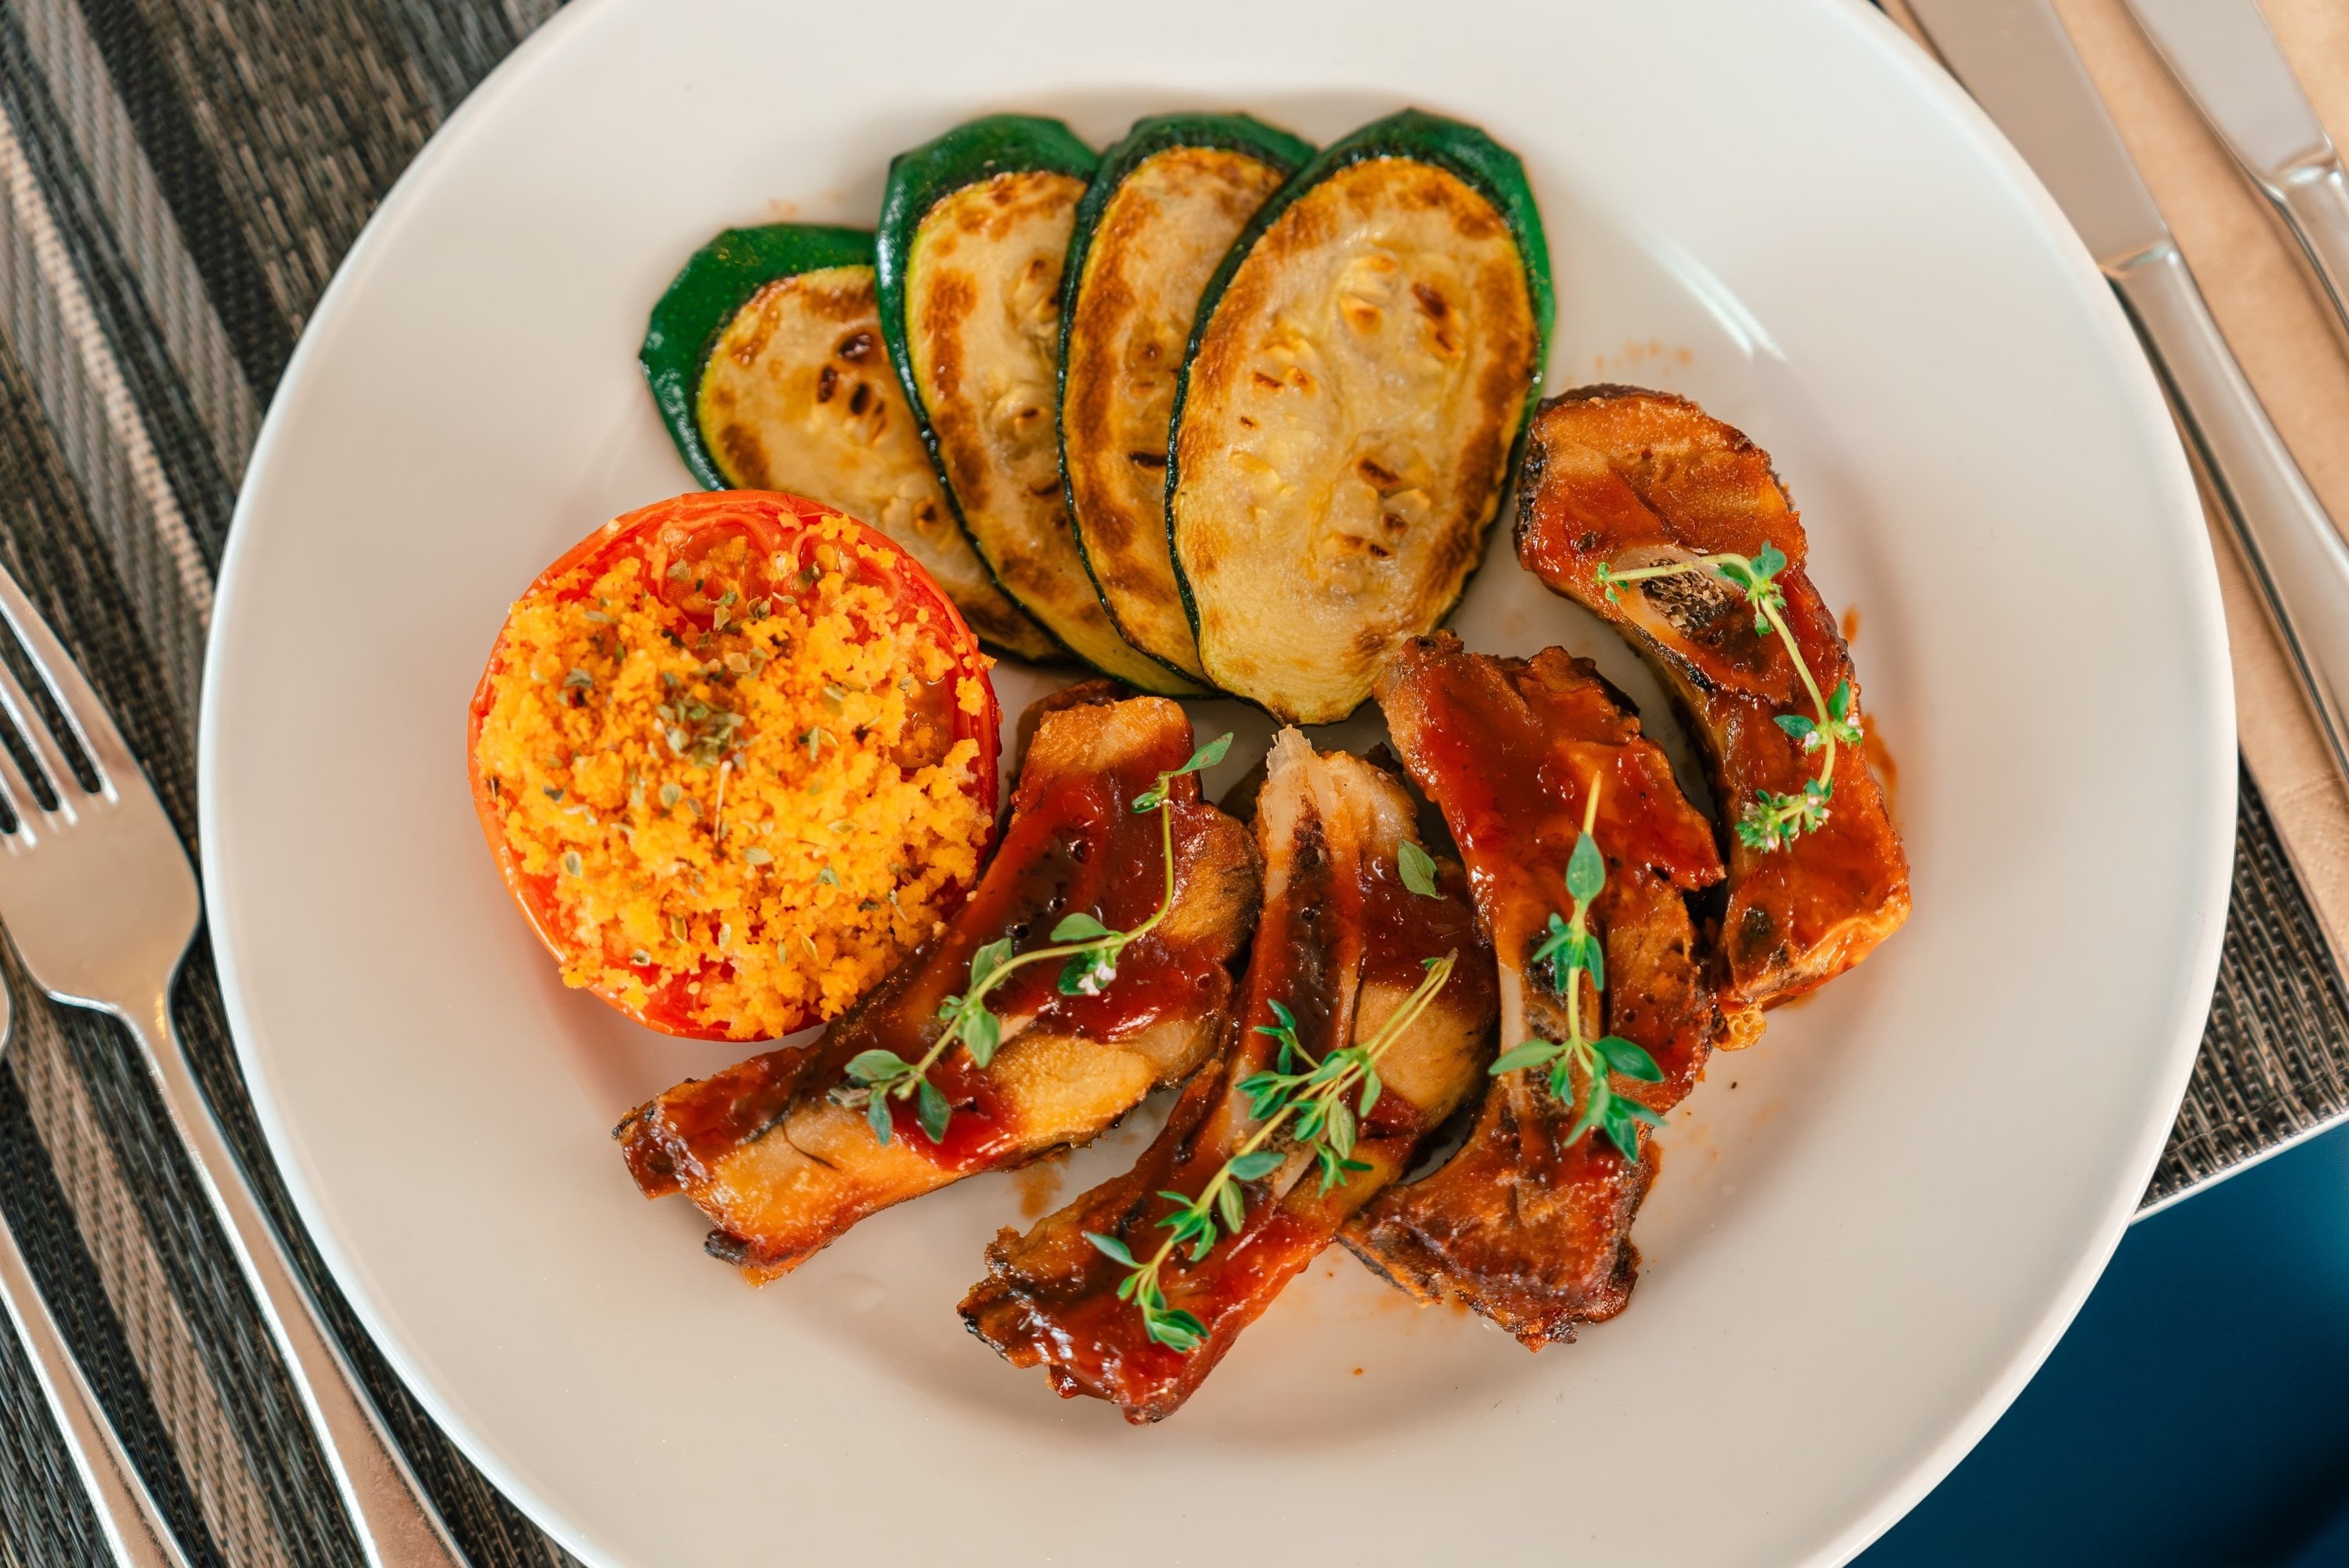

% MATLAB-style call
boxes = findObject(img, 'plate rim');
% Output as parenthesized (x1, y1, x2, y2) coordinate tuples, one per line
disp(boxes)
(193, 0, 2237, 1562)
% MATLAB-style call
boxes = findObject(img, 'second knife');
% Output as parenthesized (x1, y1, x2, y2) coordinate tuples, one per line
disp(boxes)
(1909, 0, 2349, 794)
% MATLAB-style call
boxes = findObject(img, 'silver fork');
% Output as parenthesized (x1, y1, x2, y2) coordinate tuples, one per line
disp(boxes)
(0, 561, 464, 1568)
(0, 967, 191, 1568)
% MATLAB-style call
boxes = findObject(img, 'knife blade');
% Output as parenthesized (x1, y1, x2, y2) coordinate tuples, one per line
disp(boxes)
(2125, 0, 2330, 191)
(2124, 0, 2349, 353)
(1909, 0, 2349, 790)
(1908, 0, 2169, 267)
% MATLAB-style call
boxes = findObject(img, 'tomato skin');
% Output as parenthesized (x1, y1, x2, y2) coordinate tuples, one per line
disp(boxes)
(467, 490, 1001, 1040)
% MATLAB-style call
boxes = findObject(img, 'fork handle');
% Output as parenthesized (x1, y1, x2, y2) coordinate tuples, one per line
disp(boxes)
(2270, 157, 2349, 361)
(0, 1203, 191, 1568)
(114, 993, 464, 1568)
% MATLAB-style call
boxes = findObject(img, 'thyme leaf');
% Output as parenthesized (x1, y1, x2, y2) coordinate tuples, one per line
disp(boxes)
(1102, 950, 1460, 1351)
(828, 735, 1237, 1147)
(1595, 550, 1853, 852)
(1486, 778, 1664, 1164)
(1396, 838, 1440, 898)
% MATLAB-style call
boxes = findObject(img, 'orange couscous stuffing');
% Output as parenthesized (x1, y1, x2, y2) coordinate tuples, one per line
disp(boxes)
(468, 492, 998, 1041)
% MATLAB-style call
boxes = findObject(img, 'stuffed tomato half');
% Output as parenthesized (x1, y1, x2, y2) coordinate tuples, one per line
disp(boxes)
(468, 490, 1001, 1041)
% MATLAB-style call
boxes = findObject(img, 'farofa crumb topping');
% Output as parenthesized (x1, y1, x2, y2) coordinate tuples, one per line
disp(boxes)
(471, 523, 991, 1039)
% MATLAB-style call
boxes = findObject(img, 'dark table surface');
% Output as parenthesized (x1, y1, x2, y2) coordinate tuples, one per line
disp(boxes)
(1863, 1118, 2349, 1567)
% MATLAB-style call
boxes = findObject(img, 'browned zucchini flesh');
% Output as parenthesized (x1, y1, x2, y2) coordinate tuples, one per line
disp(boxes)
(641, 225, 1054, 658)
(879, 117, 1197, 692)
(1168, 110, 1553, 724)
(1060, 115, 1310, 685)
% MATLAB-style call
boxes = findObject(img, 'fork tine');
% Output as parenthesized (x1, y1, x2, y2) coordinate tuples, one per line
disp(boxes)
(0, 636, 85, 805)
(0, 717, 42, 832)
(0, 560, 132, 788)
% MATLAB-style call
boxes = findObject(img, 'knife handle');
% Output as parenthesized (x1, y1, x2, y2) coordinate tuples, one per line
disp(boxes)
(2110, 240, 2349, 780)
(2269, 155, 2349, 357)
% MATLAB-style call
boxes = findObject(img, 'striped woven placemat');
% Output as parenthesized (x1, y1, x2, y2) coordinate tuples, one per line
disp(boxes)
(0, 2, 2337, 1561)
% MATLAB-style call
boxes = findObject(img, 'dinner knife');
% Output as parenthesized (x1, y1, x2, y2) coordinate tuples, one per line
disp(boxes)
(1908, 0, 2349, 789)
(2123, 0, 2349, 355)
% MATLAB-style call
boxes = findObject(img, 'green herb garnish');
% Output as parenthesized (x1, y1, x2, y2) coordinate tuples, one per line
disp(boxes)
(1484, 778, 1664, 1162)
(1086, 950, 1460, 1353)
(1396, 838, 1441, 898)
(832, 734, 1233, 1147)
(1593, 546, 1860, 851)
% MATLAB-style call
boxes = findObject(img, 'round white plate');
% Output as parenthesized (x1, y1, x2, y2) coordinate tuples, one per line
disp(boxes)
(197, 1, 2233, 1563)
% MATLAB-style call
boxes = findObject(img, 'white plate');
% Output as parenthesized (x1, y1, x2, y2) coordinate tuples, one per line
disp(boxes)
(197, 1, 2233, 1563)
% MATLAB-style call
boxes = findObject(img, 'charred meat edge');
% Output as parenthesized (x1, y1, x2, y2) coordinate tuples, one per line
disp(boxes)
(1513, 385, 1909, 1011)
(963, 728, 1494, 1419)
(615, 695, 1259, 1281)
(1342, 633, 1727, 1346)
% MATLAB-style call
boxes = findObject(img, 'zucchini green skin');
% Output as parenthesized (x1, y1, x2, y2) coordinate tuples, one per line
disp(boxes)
(873, 115, 1099, 669)
(640, 224, 875, 489)
(875, 114, 1101, 375)
(1164, 108, 1557, 677)
(1055, 113, 1315, 690)
(1058, 111, 1314, 369)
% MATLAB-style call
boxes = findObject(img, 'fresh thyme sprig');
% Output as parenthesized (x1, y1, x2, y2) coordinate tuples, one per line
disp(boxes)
(830, 733, 1233, 1147)
(1593, 546, 1861, 851)
(1084, 941, 1460, 1353)
(1485, 778, 1666, 1164)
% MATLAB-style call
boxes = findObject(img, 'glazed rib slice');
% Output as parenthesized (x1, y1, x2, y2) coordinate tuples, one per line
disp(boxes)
(1514, 386, 1910, 1008)
(963, 730, 1495, 1421)
(1343, 633, 1727, 1345)
(616, 696, 1258, 1281)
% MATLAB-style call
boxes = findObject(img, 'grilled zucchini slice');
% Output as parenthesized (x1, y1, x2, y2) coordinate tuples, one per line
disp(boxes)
(1167, 110, 1554, 724)
(1059, 114, 1312, 687)
(640, 224, 1054, 658)
(878, 116, 1197, 694)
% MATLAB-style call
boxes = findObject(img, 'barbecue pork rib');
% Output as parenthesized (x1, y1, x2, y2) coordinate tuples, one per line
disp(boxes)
(616, 695, 1259, 1282)
(1515, 385, 1909, 1009)
(1343, 634, 1729, 1345)
(963, 730, 1495, 1420)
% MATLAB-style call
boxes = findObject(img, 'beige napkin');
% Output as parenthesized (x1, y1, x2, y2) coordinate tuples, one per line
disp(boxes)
(1889, 0, 2349, 970)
